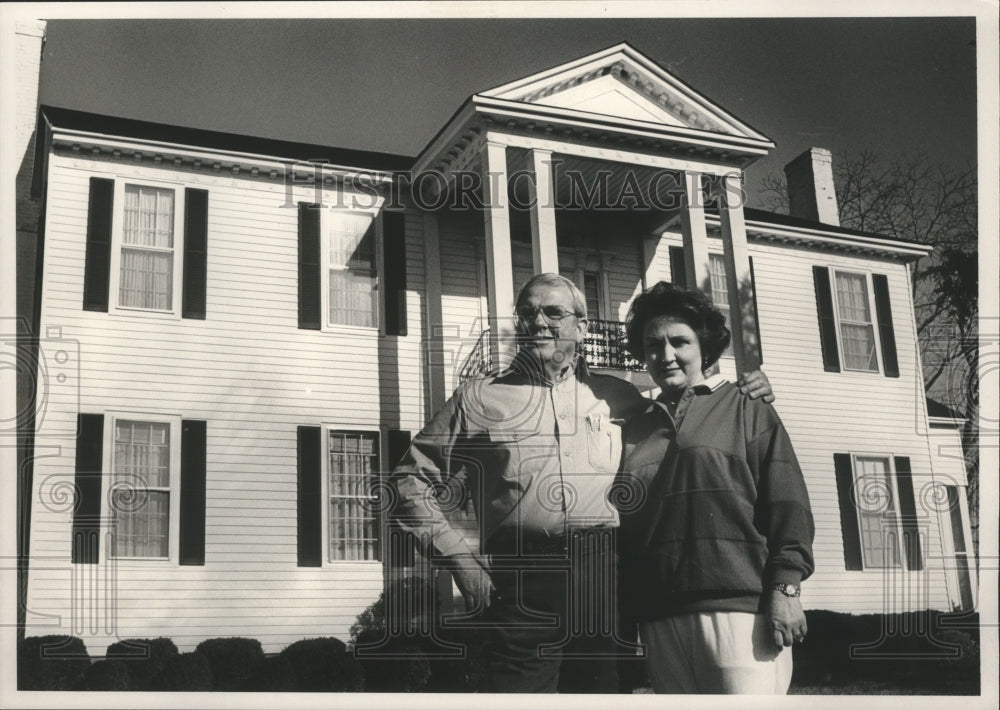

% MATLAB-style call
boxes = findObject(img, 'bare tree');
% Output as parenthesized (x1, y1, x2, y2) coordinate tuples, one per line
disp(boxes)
(760, 152, 979, 552)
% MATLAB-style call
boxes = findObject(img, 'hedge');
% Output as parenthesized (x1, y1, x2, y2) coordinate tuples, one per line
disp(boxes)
(356, 638, 432, 692)
(18, 636, 90, 690)
(194, 637, 265, 691)
(792, 610, 980, 693)
(148, 652, 213, 691)
(81, 660, 130, 691)
(280, 637, 364, 692)
(241, 654, 298, 692)
(105, 637, 178, 691)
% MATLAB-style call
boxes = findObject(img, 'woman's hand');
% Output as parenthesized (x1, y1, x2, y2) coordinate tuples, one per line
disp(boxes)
(765, 590, 807, 647)
(738, 370, 775, 403)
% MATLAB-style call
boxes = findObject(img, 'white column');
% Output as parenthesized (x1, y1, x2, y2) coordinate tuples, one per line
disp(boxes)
(718, 172, 762, 373)
(422, 212, 447, 413)
(679, 171, 711, 297)
(528, 149, 559, 274)
(481, 141, 517, 367)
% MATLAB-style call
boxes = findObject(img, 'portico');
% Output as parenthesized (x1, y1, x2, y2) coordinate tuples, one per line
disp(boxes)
(413, 43, 774, 394)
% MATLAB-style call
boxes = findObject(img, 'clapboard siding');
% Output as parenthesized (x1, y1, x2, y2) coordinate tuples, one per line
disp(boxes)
(641, 230, 949, 611)
(438, 211, 488, 394)
(30, 144, 957, 655)
(27, 152, 426, 654)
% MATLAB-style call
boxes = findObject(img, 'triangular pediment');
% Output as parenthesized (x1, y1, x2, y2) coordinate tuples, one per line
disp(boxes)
(480, 43, 768, 140)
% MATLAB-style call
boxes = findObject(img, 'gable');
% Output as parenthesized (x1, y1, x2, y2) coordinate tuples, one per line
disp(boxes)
(534, 73, 687, 127)
(480, 43, 769, 141)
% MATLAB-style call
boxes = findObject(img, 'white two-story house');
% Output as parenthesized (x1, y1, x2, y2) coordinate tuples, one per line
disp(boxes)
(20, 42, 976, 655)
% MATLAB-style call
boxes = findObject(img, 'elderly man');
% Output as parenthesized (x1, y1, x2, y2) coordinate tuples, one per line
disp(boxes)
(390, 273, 771, 692)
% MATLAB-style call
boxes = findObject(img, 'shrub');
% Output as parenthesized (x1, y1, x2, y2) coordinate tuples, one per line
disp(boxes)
(350, 574, 486, 691)
(105, 637, 178, 691)
(241, 655, 298, 692)
(792, 610, 981, 692)
(350, 575, 437, 646)
(194, 637, 265, 691)
(422, 627, 488, 693)
(17, 635, 90, 690)
(280, 637, 364, 692)
(356, 639, 431, 692)
(149, 652, 213, 691)
(82, 660, 130, 691)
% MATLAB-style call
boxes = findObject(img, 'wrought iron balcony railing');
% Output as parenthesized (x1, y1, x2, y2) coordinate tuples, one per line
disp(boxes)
(583, 319, 645, 371)
(457, 319, 643, 383)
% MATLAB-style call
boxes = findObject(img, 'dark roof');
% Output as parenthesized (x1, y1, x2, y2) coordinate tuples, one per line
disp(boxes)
(39, 105, 415, 173)
(926, 397, 963, 420)
(730, 206, 925, 247)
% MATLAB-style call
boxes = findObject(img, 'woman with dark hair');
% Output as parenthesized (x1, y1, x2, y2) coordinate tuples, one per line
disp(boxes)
(614, 281, 814, 694)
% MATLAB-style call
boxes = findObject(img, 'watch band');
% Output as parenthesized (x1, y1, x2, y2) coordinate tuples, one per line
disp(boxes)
(770, 583, 801, 598)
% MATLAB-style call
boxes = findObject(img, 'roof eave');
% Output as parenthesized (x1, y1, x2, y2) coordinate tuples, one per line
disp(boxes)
(47, 126, 400, 183)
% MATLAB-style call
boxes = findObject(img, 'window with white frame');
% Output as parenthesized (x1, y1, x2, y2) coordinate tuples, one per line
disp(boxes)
(113, 183, 184, 313)
(325, 211, 379, 328)
(854, 456, 903, 569)
(708, 253, 733, 356)
(582, 271, 602, 320)
(558, 256, 606, 320)
(108, 416, 179, 560)
(707, 253, 730, 323)
(833, 270, 878, 371)
(327, 430, 380, 561)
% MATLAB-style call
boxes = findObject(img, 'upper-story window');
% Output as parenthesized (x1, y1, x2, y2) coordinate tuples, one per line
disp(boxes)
(812, 265, 899, 377)
(117, 184, 179, 311)
(82, 176, 208, 319)
(833, 270, 878, 372)
(297, 203, 407, 335)
(326, 211, 379, 328)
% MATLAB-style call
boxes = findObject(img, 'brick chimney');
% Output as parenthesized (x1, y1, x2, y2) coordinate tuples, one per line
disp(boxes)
(783, 147, 839, 226)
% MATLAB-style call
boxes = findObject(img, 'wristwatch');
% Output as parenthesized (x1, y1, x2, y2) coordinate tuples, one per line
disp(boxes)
(770, 583, 801, 598)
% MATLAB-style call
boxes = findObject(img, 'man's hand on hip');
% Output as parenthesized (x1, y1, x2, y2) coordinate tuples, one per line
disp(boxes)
(449, 553, 495, 611)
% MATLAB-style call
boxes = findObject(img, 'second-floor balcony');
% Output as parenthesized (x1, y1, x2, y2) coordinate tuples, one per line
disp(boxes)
(458, 319, 645, 383)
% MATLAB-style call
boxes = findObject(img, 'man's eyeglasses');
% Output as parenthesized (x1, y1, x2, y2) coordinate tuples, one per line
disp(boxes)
(514, 305, 582, 323)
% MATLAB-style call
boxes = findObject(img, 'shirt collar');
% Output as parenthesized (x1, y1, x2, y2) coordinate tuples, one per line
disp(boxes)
(505, 348, 589, 387)
(647, 373, 729, 414)
(696, 373, 728, 392)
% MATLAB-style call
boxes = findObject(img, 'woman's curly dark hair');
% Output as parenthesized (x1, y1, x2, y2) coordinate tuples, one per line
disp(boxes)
(625, 281, 731, 370)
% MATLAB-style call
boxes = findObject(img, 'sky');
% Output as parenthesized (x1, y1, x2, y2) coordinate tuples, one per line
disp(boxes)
(35, 14, 979, 209)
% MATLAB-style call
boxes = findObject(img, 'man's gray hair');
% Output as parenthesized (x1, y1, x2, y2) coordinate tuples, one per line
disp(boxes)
(516, 273, 588, 319)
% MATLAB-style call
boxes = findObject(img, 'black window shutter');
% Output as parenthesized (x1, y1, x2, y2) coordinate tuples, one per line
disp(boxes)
(834, 453, 863, 571)
(83, 178, 114, 312)
(298, 203, 321, 330)
(179, 420, 207, 565)
(872, 274, 899, 378)
(812, 266, 841, 372)
(669, 246, 687, 288)
(749, 256, 763, 363)
(382, 211, 408, 336)
(894, 456, 923, 571)
(182, 189, 208, 320)
(385, 429, 412, 564)
(297, 426, 322, 567)
(387, 429, 412, 468)
(72, 413, 104, 564)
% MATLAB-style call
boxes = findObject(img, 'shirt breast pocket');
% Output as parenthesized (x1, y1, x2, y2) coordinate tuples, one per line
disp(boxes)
(487, 427, 539, 481)
(586, 417, 623, 473)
